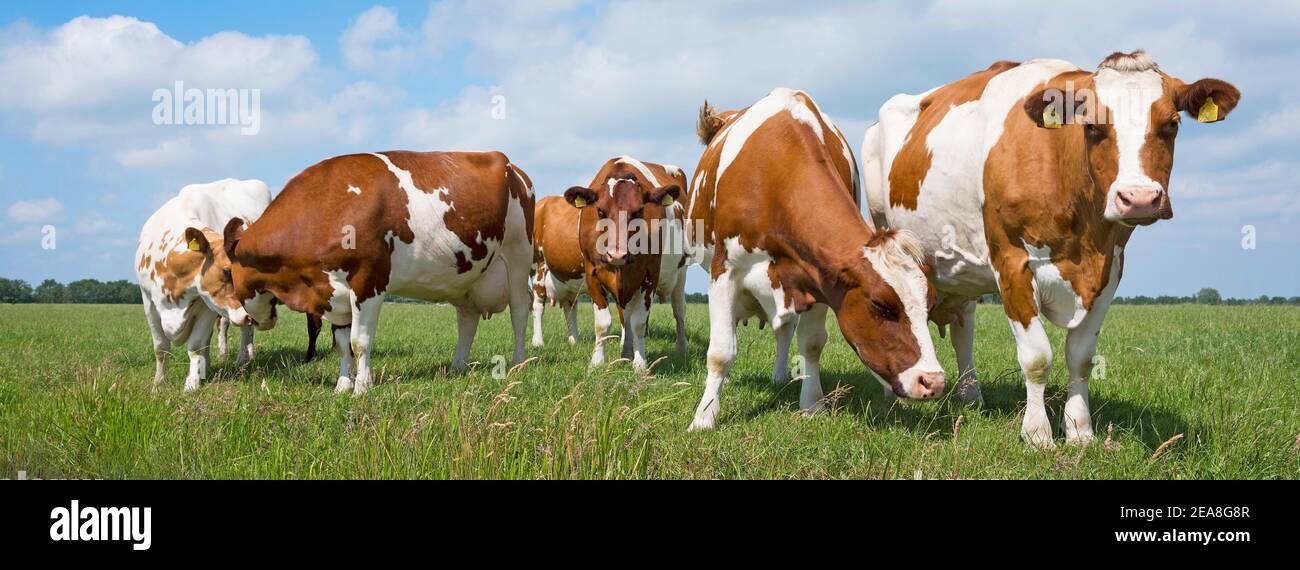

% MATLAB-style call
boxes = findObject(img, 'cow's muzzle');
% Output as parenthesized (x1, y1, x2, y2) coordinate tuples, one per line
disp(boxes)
(1115, 188, 1173, 225)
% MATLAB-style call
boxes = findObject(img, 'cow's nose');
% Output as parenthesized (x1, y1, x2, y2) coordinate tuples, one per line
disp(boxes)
(606, 250, 629, 266)
(908, 370, 947, 400)
(1114, 188, 1165, 221)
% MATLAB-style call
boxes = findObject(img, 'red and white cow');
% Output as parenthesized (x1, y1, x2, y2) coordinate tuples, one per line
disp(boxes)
(861, 51, 1240, 447)
(561, 157, 689, 372)
(687, 87, 946, 430)
(531, 195, 590, 347)
(136, 179, 277, 391)
(207, 151, 535, 395)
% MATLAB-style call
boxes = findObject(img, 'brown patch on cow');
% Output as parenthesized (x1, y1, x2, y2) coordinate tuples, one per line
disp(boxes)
(533, 195, 586, 283)
(889, 60, 1020, 210)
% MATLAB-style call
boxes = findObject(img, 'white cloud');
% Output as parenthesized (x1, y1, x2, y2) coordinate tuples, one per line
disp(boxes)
(75, 213, 127, 236)
(113, 137, 195, 168)
(0, 16, 316, 112)
(341, 6, 412, 74)
(5, 198, 64, 223)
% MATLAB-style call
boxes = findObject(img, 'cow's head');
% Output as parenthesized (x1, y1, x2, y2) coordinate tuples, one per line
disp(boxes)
(565, 163, 679, 267)
(1024, 51, 1240, 226)
(835, 230, 946, 400)
(181, 226, 275, 330)
(217, 217, 279, 331)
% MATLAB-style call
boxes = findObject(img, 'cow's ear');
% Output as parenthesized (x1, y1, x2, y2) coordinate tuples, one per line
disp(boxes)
(1175, 78, 1240, 123)
(648, 184, 681, 207)
(564, 186, 597, 209)
(223, 218, 246, 257)
(1023, 88, 1067, 129)
(184, 227, 211, 254)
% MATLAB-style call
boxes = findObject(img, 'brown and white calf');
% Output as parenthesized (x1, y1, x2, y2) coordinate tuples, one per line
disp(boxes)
(561, 156, 689, 372)
(686, 87, 946, 431)
(136, 179, 277, 391)
(861, 51, 1239, 447)
(206, 151, 535, 395)
(530, 195, 588, 347)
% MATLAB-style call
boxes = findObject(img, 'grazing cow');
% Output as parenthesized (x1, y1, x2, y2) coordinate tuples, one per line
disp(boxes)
(686, 87, 946, 431)
(136, 179, 277, 391)
(561, 156, 690, 372)
(210, 151, 534, 395)
(861, 51, 1240, 447)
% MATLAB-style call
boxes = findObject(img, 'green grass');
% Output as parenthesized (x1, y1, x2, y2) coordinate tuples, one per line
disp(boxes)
(0, 303, 1296, 479)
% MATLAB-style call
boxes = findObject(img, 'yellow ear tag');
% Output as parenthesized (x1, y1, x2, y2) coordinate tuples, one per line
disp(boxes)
(573, 196, 588, 208)
(661, 194, 675, 206)
(187, 238, 202, 252)
(1043, 105, 1063, 129)
(1197, 96, 1219, 123)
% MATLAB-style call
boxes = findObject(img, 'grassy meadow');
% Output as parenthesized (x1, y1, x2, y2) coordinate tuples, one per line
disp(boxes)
(0, 302, 1296, 479)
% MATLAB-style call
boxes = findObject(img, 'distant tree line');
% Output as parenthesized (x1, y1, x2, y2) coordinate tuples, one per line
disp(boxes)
(2, 278, 1297, 307)
(979, 288, 1298, 306)
(0, 277, 141, 304)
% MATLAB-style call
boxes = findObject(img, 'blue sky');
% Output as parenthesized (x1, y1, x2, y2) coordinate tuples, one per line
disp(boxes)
(1, 1, 1296, 297)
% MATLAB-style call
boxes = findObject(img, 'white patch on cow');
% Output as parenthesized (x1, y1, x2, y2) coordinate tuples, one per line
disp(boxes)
(322, 269, 354, 326)
(368, 152, 492, 300)
(861, 233, 943, 396)
(1022, 241, 1087, 328)
(347, 185, 361, 195)
(1094, 67, 1166, 221)
(615, 156, 662, 187)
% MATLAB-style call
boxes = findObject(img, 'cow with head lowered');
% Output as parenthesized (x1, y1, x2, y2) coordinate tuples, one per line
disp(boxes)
(136, 179, 277, 391)
(561, 157, 688, 373)
(686, 87, 946, 431)
(206, 150, 535, 395)
(861, 51, 1240, 447)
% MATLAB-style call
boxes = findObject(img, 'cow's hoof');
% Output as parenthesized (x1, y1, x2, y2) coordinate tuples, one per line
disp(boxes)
(567, 336, 577, 345)
(955, 377, 984, 407)
(1021, 419, 1056, 450)
(1064, 430, 1095, 447)
(353, 380, 371, 396)
(183, 378, 200, 392)
(687, 417, 715, 432)
(334, 376, 354, 394)
(531, 338, 544, 348)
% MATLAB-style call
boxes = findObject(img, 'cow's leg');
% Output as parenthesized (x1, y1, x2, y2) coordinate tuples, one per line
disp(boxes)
(562, 299, 579, 345)
(951, 300, 984, 406)
(216, 316, 230, 360)
(590, 303, 613, 368)
(1008, 316, 1055, 449)
(451, 304, 479, 372)
(625, 291, 651, 373)
(349, 294, 384, 395)
(184, 310, 219, 391)
(143, 296, 169, 387)
(795, 303, 829, 413)
(305, 314, 322, 362)
(671, 271, 688, 356)
(689, 273, 739, 431)
(235, 324, 254, 367)
(333, 325, 355, 393)
(505, 255, 530, 367)
(531, 290, 546, 347)
(1062, 304, 1110, 445)
(771, 319, 795, 385)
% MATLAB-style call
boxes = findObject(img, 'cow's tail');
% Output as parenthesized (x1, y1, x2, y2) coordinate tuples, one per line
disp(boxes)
(697, 100, 726, 145)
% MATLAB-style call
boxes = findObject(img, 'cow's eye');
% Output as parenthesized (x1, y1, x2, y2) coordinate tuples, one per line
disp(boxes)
(1161, 120, 1180, 138)
(871, 300, 899, 320)
(222, 269, 232, 282)
(596, 208, 608, 218)
(1084, 123, 1107, 141)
